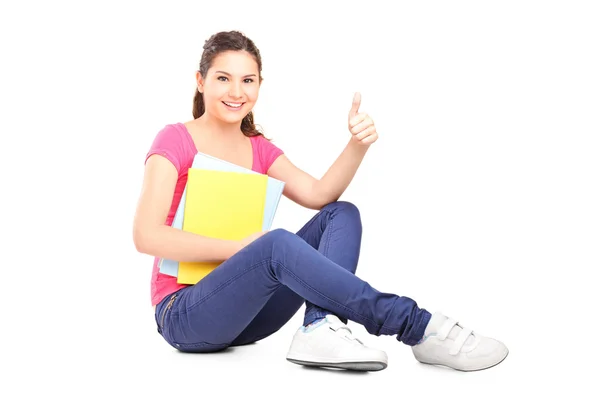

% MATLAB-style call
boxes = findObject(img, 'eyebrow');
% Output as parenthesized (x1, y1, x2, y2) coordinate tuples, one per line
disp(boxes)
(214, 71, 257, 78)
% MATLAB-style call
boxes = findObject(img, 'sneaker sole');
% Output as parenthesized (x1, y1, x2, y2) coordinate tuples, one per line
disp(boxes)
(286, 357, 387, 372)
(417, 349, 509, 372)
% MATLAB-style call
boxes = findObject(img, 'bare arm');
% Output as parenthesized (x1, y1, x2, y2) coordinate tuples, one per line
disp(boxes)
(268, 139, 369, 210)
(133, 155, 242, 262)
(267, 92, 378, 210)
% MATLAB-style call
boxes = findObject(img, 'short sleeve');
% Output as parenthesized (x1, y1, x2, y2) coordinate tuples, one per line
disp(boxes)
(257, 135, 284, 171)
(145, 124, 186, 173)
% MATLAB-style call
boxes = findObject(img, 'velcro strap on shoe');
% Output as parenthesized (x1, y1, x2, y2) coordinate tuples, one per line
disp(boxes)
(329, 325, 362, 344)
(438, 318, 458, 340)
(449, 327, 473, 355)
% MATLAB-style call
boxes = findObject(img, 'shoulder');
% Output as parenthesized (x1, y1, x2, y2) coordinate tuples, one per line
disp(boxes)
(153, 123, 188, 143)
(251, 134, 284, 172)
(252, 134, 284, 154)
(145, 123, 195, 172)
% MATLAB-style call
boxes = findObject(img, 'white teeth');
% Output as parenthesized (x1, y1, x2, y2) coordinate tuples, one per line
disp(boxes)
(224, 102, 243, 108)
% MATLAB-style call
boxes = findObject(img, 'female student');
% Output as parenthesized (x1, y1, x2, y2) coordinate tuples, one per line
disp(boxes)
(133, 30, 508, 372)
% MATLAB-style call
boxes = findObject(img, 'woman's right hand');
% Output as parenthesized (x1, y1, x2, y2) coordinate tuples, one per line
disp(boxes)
(238, 230, 268, 251)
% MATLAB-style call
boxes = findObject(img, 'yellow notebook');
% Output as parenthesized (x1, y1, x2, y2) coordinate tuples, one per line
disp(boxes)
(177, 168, 268, 284)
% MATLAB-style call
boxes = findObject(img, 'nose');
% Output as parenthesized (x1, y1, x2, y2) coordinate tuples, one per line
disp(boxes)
(228, 81, 243, 98)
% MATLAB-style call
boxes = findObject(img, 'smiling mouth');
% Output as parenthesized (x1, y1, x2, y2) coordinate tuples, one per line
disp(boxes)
(222, 101, 244, 109)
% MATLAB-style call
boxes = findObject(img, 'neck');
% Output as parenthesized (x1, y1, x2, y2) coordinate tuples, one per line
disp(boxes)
(197, 113, 246, 139)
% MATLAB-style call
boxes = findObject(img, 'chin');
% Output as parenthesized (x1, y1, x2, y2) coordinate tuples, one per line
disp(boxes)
(219, 115, 246, 125)
(218, 110, 249, 124)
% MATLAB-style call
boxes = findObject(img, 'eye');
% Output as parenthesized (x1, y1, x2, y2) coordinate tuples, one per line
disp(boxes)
(217, 76, 228, 82)
(244, 78, 254, 83)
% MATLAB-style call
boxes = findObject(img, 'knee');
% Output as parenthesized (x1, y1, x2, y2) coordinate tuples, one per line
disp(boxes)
(322, 200, 361, 220)
(264, 228, 299, 244)
(262, 228, 306, 257)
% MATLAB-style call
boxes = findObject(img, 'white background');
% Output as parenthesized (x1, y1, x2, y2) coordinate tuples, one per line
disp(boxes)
(1, 0, 599, 398)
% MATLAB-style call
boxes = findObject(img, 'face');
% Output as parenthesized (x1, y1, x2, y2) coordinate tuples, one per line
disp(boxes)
(197, 50, 261, 125)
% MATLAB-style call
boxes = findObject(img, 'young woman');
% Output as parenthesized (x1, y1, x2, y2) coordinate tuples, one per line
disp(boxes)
(133, 30, 508, 372)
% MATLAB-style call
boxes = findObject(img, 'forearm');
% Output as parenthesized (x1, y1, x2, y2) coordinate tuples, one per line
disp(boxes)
(314, 138, 369, 204)
(134, 225, 241, 262)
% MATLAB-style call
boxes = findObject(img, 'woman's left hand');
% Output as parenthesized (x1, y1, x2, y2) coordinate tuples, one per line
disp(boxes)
(348, 92, 379, 146)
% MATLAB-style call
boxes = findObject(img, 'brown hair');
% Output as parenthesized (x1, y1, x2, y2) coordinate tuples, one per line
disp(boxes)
(193, 31, 266, 138)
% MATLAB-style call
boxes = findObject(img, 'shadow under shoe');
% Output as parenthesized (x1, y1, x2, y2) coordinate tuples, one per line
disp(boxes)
(286, 315, 388, 372)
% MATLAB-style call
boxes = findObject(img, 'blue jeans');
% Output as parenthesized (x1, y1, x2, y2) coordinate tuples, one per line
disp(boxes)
(155, 201, 431, 353)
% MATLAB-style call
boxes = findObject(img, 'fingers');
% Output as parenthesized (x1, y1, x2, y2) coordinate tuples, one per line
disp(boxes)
(348, 112, 374, 136)
(349, 114, 373, 135)
(348, 112, 368, 127)
(347, 93, 378, 146)
(357, 131, 378, 145)
(353, 125, 377, 141)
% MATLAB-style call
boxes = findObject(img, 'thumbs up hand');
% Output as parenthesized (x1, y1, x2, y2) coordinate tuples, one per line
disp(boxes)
(347, 92, 378, 146)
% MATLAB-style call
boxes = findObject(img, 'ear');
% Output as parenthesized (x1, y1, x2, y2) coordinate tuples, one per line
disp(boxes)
(196, 71, 204, 92)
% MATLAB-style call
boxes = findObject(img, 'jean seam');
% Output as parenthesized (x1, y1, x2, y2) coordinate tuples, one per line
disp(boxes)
(273, 259, 378, 327)
(323, 210, 334, 259)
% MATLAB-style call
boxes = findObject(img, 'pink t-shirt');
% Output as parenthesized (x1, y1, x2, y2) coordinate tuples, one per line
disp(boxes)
(144, 122, 284, 306)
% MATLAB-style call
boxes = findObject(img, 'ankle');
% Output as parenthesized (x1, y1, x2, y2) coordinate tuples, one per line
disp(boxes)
(304, 317, 325, 327)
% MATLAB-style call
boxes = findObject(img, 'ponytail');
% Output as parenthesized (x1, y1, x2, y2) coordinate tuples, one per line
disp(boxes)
(192, 89, 205, 119)
(241, 109, 262, 138)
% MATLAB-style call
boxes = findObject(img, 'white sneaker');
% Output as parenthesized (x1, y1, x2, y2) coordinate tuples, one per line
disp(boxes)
(286, 315, 388, 371)
(412, 312, 509, 372)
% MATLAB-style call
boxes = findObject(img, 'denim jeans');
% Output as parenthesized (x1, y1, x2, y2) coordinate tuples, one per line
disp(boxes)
(154, 201, 431, 353)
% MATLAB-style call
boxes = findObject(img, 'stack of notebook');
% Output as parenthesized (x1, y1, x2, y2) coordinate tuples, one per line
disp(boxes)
(158, 152, 285, 284)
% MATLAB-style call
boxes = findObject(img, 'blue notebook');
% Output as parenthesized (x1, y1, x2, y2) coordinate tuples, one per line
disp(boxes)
(158, 152, 285, 277)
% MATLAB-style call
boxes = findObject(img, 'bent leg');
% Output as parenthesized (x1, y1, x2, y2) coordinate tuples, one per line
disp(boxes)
(257, 229, 431, 345)
(206, 229, 430, 347)
(295, 201, 362, 325)
(231, 201, 363, 345)
(157, 225, 429, 353)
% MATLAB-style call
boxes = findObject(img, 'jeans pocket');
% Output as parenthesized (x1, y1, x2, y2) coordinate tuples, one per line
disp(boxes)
(156, 294, 178, 336)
